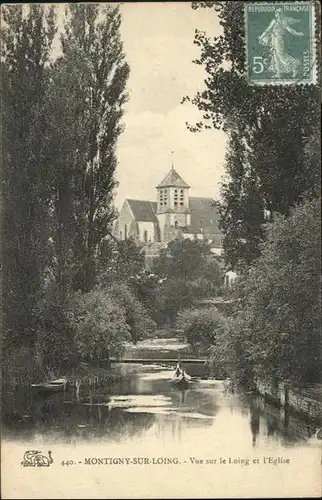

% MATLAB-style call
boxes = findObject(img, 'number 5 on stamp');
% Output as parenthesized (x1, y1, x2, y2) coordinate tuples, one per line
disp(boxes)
(245, 2, 317, 85)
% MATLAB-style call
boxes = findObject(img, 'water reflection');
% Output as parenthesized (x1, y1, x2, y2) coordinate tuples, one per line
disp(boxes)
(2, 363, 319, 450)
(249, 404, 260, 447)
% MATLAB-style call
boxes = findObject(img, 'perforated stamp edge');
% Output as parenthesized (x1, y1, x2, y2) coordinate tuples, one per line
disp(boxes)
(243, 1, 319, 87)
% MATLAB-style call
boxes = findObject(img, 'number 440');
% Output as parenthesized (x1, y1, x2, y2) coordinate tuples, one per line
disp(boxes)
(61, 460, 74, 466)
(252, 56, 269, 74)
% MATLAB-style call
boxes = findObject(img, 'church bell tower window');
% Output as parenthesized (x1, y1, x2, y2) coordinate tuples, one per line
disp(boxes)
(180, 189, 184, 206)
(163, 189, 168, 206)
(160, 189, 164, 207)
(174, 189, 178, 207)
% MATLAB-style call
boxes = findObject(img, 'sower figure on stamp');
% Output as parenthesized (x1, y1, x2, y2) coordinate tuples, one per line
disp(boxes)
(258, 8, 304, 78)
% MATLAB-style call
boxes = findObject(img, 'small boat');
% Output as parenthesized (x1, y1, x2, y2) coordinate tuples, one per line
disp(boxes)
(31, 378, 67, 394)
(171, 370, 192, 390)
(172, 362, 182, 379)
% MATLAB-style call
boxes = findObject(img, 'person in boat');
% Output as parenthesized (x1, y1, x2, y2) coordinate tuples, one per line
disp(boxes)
(174, 362, 182, 378)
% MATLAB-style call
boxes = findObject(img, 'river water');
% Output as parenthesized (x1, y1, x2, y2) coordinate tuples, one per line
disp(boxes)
(2, 362, 321, 498)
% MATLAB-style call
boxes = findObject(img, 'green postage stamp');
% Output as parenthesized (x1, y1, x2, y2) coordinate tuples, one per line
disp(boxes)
(245, 2, 317, 85)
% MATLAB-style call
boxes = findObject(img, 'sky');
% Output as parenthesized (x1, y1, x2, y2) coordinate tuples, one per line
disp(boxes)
(115, 2, 227, 208)
(51, 3, 227, 209)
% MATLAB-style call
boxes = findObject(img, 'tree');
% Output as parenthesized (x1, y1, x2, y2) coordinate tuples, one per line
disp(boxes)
(99, 238, 145, 286)
(34, 296, 78, 373)
(47, 4, 130, 295)
(154, 278, 196, 327)
(176, 307, 227, 355)
(125, 269, 162, 322)
(186, 1, 320, 268)
(98, 238, 161, 331)
(153, 239, 210, 279)
(1, 5, 57, 347)
(151, 239, 224, 326)
(106, 283, 156, 344)
(208, 313, 254, 386)
(71, 288, 130, 362)
(214, 132, 266, 269)
(216, 197, 321, 386)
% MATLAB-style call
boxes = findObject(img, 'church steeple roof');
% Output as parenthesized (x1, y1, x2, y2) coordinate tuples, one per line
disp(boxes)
(156, 167, 190, 188)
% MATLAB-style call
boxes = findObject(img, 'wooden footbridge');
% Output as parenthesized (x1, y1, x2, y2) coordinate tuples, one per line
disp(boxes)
(110, 357, 207, 365)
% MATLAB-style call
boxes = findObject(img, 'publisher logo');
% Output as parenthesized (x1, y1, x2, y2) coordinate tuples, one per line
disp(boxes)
(21, 450, 53, 467)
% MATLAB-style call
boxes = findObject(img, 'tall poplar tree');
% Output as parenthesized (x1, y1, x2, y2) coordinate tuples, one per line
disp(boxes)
(186, 1, 320, 269)
(47, 4, 129, 295)
(1, 5, 56, 347)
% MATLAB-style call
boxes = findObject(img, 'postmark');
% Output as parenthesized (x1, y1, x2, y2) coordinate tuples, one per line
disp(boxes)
(245, 2, 317, 85)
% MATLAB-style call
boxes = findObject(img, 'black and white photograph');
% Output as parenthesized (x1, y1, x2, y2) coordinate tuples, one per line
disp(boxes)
(1, 2, 321, 498)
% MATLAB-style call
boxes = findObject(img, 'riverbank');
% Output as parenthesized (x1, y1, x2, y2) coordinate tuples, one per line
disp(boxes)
(255, 379, 322, 425)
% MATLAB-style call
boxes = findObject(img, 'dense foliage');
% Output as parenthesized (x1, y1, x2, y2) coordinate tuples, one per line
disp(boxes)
(99, 239, 156, 343)
(177, 307, 227, 356)
(2, 2, 320, 401)
(99, 238, 146, 286)
(187, 1, 320, 269)
(2, 5, 57, 349)
(186, 1, 321, 390)
(1, 4, 131, 381)
(47, 4, 129, 295)
(34, 295, 78, 373)
(209, 198, 321, 386)
(105, 283, 156, 344)
(151, 239, 224, 326)
(71, 289, 131, 361)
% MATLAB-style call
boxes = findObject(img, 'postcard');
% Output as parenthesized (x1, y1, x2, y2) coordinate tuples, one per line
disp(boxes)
(1, 2, 321, 498)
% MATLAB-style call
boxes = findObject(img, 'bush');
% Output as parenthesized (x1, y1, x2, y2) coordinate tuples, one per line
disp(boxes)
(176, 307, 227, 355)
(106, 283, 156, 343)
(71, 288, 131, 361)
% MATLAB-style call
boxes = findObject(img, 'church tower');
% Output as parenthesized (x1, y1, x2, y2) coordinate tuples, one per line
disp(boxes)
(156, 162, 191, 242)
